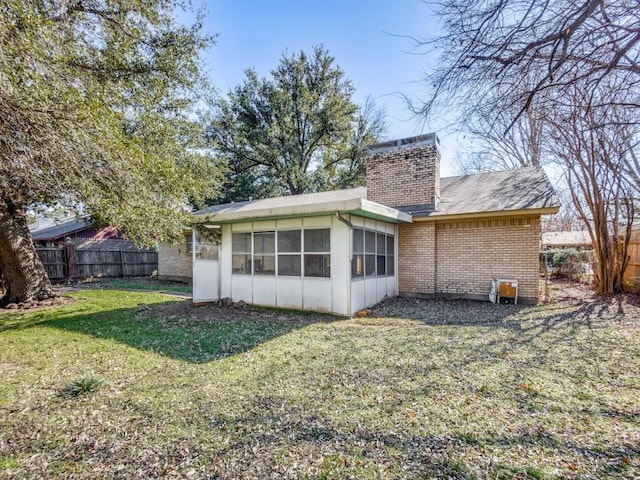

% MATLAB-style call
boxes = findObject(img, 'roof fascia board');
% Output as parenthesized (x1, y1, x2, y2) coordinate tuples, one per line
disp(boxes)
(192, 197, 412, 225)
(412, 206, 560, 222)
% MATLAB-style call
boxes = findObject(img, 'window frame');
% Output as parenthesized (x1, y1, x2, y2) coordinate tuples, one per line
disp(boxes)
(231, 232, 252, 275)
(303, 228, 331, 278)
(230, 227, 332, 279)
(351, 227, 395, 279)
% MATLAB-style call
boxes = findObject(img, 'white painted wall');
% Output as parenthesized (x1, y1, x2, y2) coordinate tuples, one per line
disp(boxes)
(192, 228, 220, 303)
(193, 260, 219, 302)
(196, 214, 399, 315)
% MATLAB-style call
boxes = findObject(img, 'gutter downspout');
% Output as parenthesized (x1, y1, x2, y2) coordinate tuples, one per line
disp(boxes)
(336, 213, 353, 316)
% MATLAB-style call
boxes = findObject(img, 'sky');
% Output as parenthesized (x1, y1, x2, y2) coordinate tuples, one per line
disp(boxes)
(191, 0, 459, 176)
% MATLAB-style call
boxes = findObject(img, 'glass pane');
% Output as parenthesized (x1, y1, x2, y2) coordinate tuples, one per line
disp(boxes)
(387, 254, 395, 276)
(351, 254, 364, 277)
(197, 243, 219, 260)
(387, 235, 394, 256)
(278, 254, 301, 276)
(304, 229, 330, 252)
(253, 255, 275, 275)
(376, 255, 386, 276)
(254, 231, 275, 254)
(278, 230, 301, 253)
(365, 230, 375, 253)
(377, 233, 386, 255)
(365, 254, 375, 276)
(304, 254, 330, 277)
(352, 228, 364, 254)
(232, 232, 251, 253)
(232, 254, 251, 274)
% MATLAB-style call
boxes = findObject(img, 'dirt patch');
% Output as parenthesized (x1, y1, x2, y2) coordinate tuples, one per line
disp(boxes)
(370, 278, 640, 327)
(140, 298, 340, 325)
(0, 295, 73, 313)
(139, 278, 640, 328)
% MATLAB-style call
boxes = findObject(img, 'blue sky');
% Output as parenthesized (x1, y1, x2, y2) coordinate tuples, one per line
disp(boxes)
(193, 0, 458, 175)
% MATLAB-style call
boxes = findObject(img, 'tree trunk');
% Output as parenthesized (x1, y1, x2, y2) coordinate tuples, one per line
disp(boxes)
(0, 196, 55, 307)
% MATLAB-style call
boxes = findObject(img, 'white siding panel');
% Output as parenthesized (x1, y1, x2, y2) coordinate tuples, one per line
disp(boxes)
(386, 276, 397, 298)
(253, 276, 277, 306)
(276, 218, 302, 229)
(231, 222, 252, 232)
(351, 279, 365, 314)
(365, 278, 377, 308)
(231, 276, 252, 303)
(277, 277, 303, 309)
(193, 260, 219, 302)
(350, 216, 365, 228)
(376, 277, 387, 303)
(303, 279, 332, 312)
(303, 216, 331, 228)
(253, 220, 276, 231)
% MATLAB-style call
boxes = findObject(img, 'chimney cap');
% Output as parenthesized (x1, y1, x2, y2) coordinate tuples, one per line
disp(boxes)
(368, 133, 439, 154)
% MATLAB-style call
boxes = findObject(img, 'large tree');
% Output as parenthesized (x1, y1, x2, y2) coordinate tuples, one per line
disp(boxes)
(417, 0, 639, 128)
(208, 46, 385, 199)
(0, 0, 221, 306)
(547, 86, 636, 294)
(418, 0, 639, 295)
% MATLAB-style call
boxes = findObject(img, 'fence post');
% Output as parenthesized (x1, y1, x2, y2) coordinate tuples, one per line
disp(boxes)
(120, 248, 125, 277)
(64, 239, 78, 280)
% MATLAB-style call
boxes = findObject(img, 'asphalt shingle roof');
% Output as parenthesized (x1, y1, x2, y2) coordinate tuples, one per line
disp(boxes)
(29, 217, 92, 240)
(194, 167, 559, 223)
(403, 166, 558, 217)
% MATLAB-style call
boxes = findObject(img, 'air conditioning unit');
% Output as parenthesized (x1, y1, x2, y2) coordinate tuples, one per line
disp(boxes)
(489, 279, 519, 304)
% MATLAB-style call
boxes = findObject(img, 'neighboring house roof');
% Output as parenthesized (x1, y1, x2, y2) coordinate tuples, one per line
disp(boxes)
(399, 167, 559, 218)
(30, 216, 93, 241)
(194, 187, 412, 224)
(542, 231, 592, 248)
(193, 167, 559, 225)
(30, 216, 122, 242)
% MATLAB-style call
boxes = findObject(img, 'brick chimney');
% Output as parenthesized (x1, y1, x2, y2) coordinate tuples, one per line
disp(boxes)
(365, 133, 441, 209)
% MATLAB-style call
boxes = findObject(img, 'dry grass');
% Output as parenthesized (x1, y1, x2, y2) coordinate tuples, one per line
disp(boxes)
(0, 282, 639, 479)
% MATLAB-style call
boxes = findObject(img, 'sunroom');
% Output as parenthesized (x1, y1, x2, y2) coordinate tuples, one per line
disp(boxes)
(191, 188, 411, 316)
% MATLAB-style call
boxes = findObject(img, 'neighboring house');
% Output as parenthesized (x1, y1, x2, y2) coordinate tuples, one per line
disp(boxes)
(30, 216, 123, 247)
(541, 231, 592, 250)
(157, 230, 194, 283)
(191, 133, 560, 315)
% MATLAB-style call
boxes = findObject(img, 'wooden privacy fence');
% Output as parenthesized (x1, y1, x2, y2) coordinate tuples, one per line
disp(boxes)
(35, 247, 66, 280)
(36, 243, 157, 280)
(623, 229, 640, 293)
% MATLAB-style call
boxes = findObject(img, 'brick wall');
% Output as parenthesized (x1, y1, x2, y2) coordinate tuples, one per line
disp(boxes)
(398, 216, 541, 303)
(158, 242, 192, 282)
(366, 144, 440, 208)
(398, 222, 436, 293)
(435, 217, 540, 302)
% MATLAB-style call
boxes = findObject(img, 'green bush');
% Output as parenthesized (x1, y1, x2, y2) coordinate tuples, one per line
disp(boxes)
(542, 248, 592, 282)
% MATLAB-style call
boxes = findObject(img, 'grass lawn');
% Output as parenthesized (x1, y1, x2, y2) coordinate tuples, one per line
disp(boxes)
(0, 284, 639, 479)
(73, 277, 193, 294)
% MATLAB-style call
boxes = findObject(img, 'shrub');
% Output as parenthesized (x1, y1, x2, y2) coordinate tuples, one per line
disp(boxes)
(542, 248, 593, 283)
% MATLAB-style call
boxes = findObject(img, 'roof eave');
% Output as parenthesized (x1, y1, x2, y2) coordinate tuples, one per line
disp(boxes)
(412, 206, 560, 222)
(345, 199, 412, 223)
(192, 197, 412, 225)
